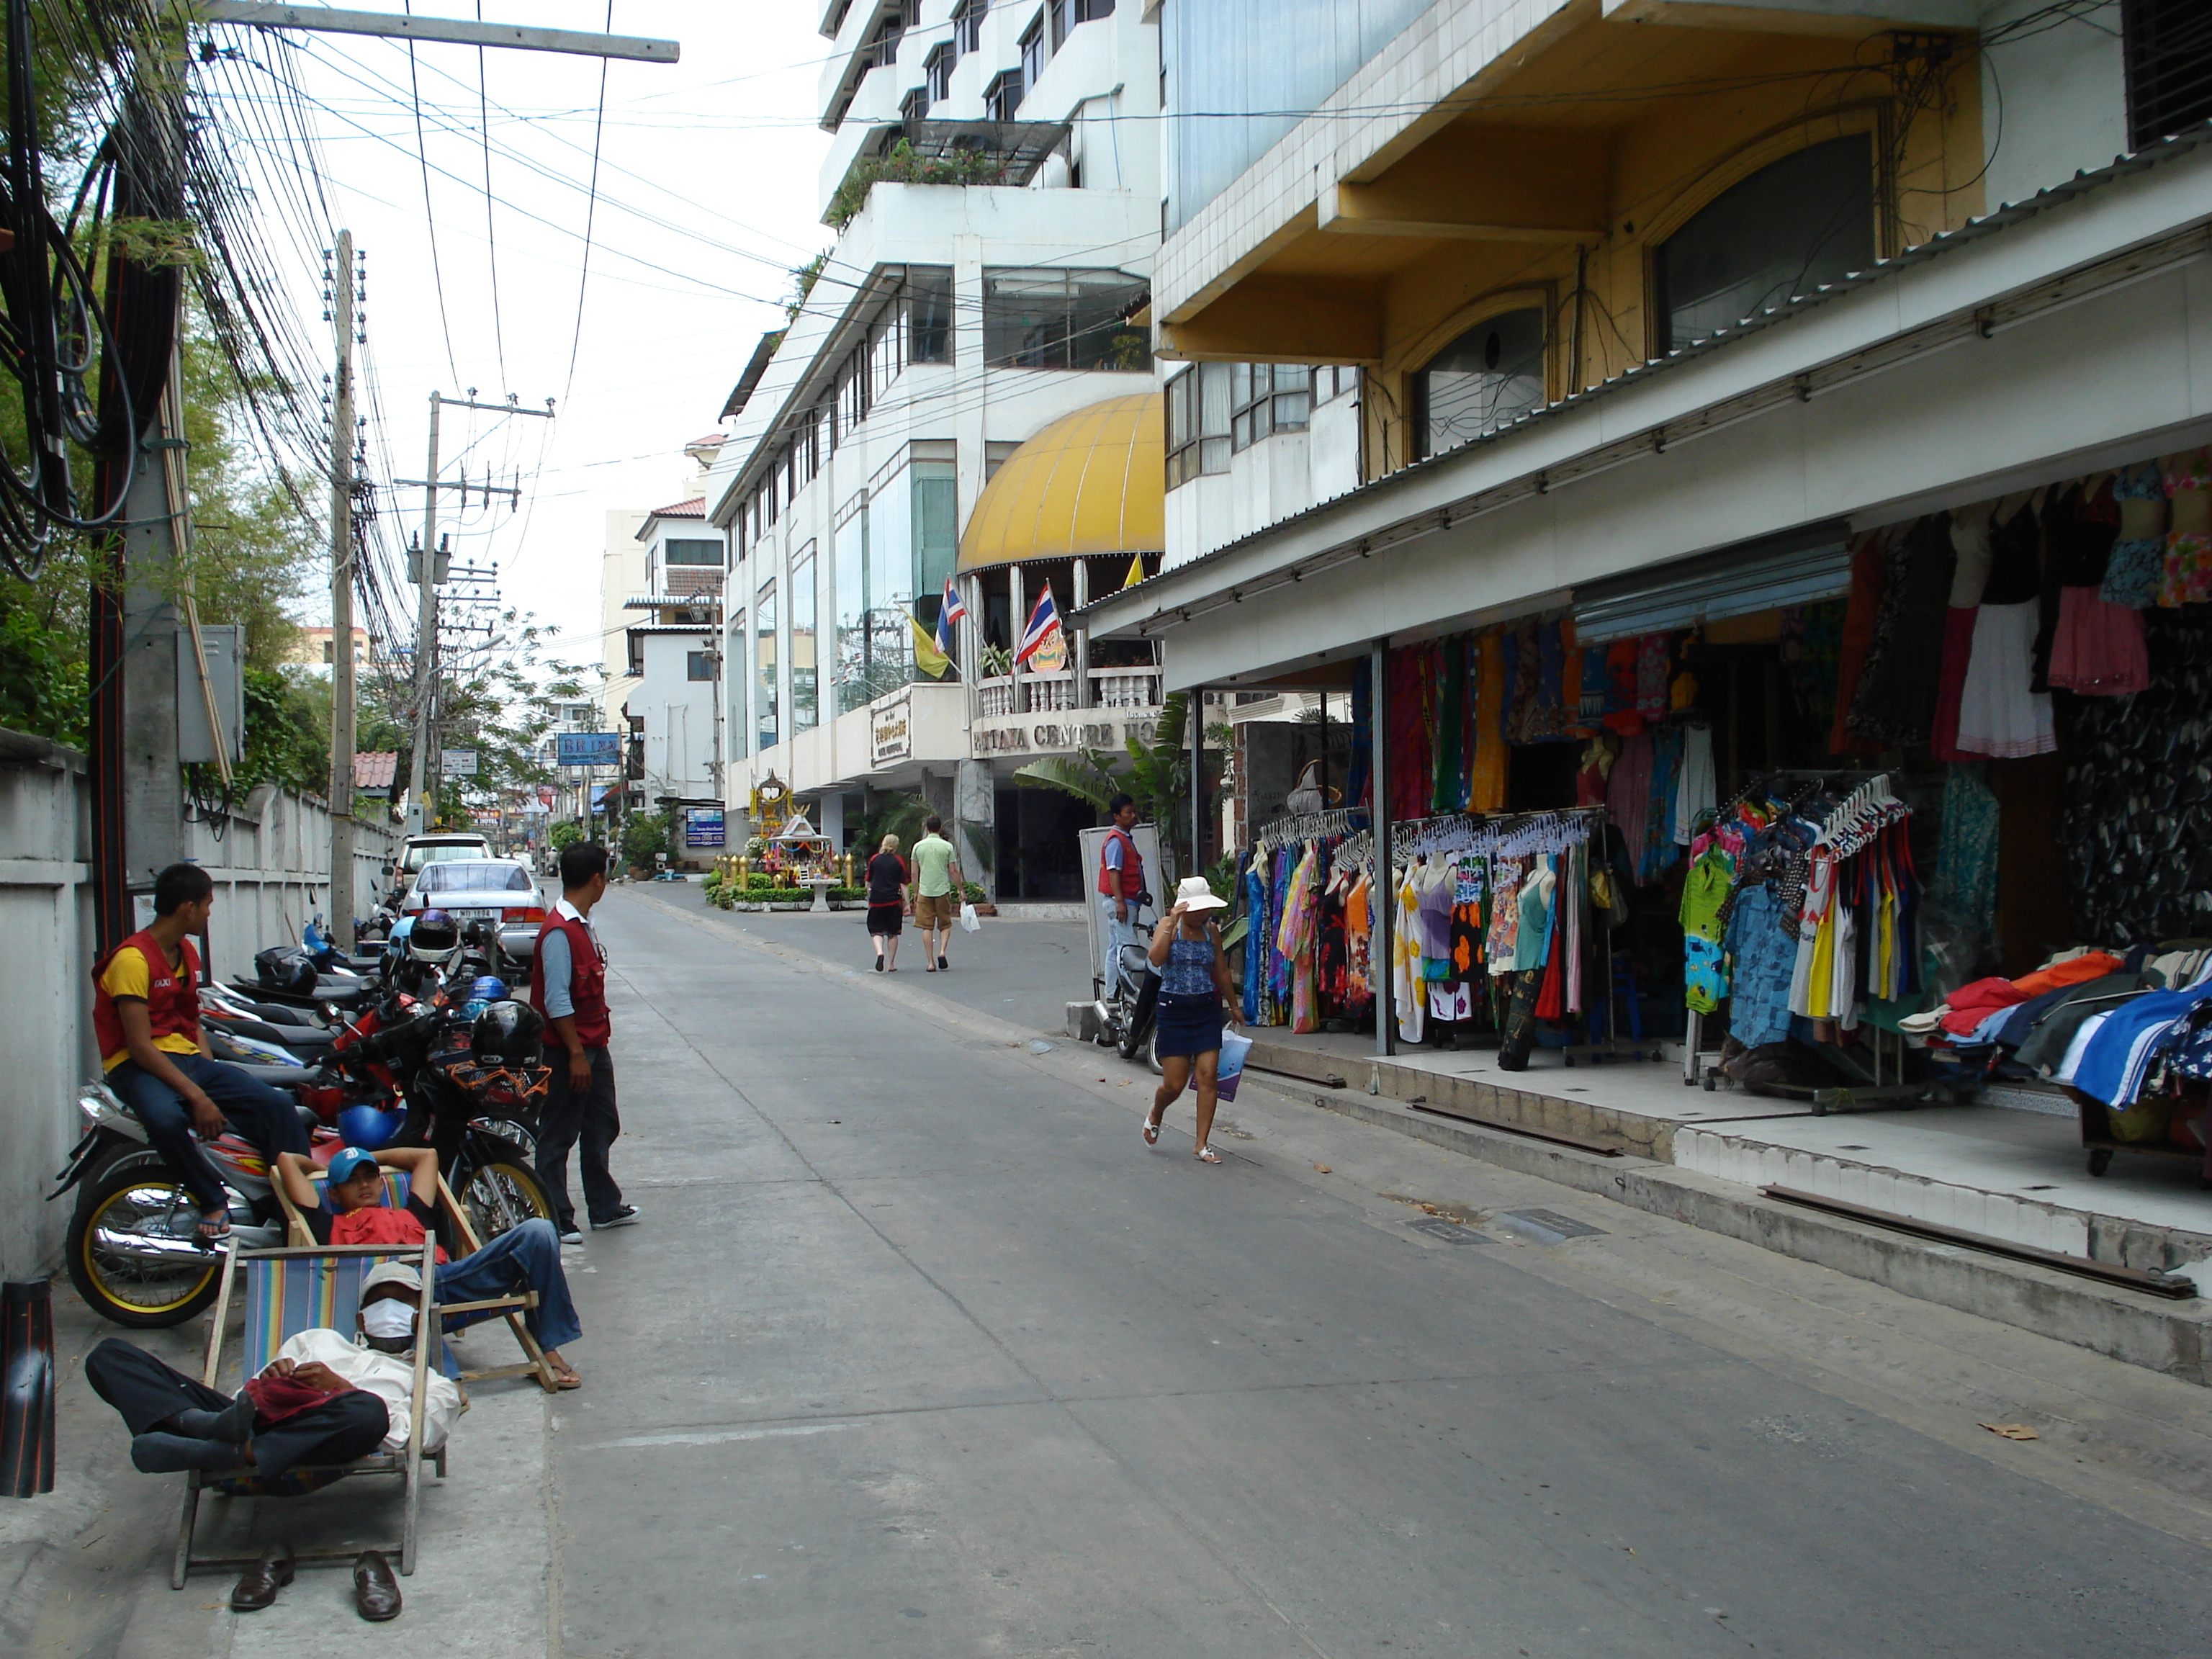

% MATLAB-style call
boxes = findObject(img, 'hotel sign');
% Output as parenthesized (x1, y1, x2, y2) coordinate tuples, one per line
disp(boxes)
(973, 718, 1159, 758)
(872, 692, 912, 767)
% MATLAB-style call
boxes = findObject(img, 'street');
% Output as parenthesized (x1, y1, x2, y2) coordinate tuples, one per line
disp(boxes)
(543, 890, 2212, 1656)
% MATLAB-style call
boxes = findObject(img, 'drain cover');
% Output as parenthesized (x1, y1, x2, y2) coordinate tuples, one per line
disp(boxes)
(1408, 1218, 1486, 1245)
(1498, 1209, 1607, 1242)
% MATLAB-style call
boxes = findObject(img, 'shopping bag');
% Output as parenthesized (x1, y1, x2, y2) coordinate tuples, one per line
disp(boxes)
(958, 902, 981, 934)
(1214, 1028, 1254, 1102)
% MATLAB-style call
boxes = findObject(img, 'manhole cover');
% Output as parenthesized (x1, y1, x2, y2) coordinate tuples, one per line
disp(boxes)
(1498, 1209, 1607, 1242)
(1408, 1218, 1486, 1245)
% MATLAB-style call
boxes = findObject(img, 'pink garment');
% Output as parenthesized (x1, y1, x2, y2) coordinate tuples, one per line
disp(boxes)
(1606, 734, 1654, 862)
(1928, 607, 1977, 761)
(2049, 588, 2149, 696)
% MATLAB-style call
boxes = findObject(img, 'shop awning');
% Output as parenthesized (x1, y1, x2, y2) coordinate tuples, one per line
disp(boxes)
(957, 393, 1164, 574)
(1570, 521, 1853, 644)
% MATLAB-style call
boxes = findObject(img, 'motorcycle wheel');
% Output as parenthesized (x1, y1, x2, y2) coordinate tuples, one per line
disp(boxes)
(1146, 1027, 1163, 1077)
(66, 1153, 225, 1328)
(456, 1159, 554, 1243)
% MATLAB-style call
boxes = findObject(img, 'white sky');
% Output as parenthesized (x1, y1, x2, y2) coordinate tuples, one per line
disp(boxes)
(198, 1, 833, 675)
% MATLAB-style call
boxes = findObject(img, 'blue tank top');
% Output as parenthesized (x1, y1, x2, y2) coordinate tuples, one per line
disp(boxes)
(1161, 933, 1215, 997)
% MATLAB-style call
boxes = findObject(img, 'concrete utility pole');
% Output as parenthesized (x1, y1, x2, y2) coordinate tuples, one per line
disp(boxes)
(327, 232, 360, 945)
(399, 391, 552, 830)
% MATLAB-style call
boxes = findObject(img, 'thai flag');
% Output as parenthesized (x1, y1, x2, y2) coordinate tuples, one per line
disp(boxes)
(935, 575, 966, 655)
(1015, 584, 1062, 667)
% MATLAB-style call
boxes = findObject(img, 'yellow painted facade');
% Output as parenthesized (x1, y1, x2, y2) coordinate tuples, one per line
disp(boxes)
(956, 392, 1167, 572)
(1159, 3, 1986, 487)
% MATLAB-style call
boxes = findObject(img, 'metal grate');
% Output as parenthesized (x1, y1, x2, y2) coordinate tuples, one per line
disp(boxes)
(2123, 0, 2212, 151)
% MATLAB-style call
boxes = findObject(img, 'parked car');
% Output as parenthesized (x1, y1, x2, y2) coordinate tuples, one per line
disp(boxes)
(401, 858, 547, 980)
(390, 831, 493, 901)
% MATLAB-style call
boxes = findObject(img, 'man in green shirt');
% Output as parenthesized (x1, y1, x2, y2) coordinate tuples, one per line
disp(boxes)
(909, 814, 965, 973)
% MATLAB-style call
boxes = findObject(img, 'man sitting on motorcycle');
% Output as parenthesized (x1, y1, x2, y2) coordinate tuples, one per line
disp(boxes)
(274, 1143, 584, 1389)
(93, 862, 312, 1244)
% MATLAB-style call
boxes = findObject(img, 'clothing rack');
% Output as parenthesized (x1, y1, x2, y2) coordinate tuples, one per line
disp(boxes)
(1252, 805, 1365, 847)
(1390, 804, 1604, 866)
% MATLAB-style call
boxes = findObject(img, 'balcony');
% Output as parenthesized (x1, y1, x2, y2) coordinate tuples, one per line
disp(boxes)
(976, 669, 1161, 719)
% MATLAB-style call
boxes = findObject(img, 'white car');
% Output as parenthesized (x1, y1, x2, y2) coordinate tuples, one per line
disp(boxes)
(402, 859, 548, 978)
(391, 832, 493, 899)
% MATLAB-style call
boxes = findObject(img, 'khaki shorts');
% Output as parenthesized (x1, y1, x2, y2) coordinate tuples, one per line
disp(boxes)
(914, 892, 956, 929)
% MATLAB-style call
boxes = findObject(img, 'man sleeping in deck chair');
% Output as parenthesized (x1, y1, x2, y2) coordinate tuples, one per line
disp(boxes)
(276, 1144, 584, 1388)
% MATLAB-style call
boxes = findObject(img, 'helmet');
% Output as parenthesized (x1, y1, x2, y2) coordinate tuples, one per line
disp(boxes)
(337, 1102, 404, 1151)
(469, 974, 508, 1004)
(254, 946, 317, 997)
(408, 909, 460, 964)
(471, 1000, 544, 1069)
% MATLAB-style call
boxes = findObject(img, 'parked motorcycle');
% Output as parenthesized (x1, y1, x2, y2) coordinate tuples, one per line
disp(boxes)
(1092, 898, 1164, 1074)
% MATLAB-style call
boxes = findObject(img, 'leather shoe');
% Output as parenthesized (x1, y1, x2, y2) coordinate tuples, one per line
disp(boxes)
(354, 1550, 402, 1622)
(230, 1542, 295, 1611)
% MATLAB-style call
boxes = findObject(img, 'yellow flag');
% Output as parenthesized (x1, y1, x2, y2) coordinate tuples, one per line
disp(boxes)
(1123, 554, 1145, 590)
(909, 610, 951, 679)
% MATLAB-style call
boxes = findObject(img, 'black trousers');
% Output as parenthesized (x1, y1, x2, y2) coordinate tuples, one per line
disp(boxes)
(536, 1046, 623, 1230)
(84, 1338, 387, 1480)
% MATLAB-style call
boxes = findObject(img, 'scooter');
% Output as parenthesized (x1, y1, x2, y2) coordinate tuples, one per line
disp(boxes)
(1092, 897, 1164, 1074)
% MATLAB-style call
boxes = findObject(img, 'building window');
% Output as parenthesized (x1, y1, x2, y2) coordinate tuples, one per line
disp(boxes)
(1229, 363, 1310, 452)
(685, 649, 714, 682)
(755, 582, 778, 752)
(906, 266, 953, 364)
(663, 538, 721, 566)
(2122, 0, 2212, 150)
(1313, 364, 1358, 403)
(727, 612, 747, 760)
(986, 67, 1024, 122)
(791, 544, 818, 734)
(925, 40, 956, 105)
(1411, 308, 1545, 462)
(836, 500, 874, 716)
(901, 85, 928, 126)
(954, 0, 984, 53)
(911, 459, 957, 649)
(982, 268, 1149, 370)
(1166, 363, 1231, 488)
(1653, 133, 1876, 356)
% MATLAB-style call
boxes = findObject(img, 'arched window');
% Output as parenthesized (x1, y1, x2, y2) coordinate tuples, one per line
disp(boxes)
(1411, 307, 1545, 462)
(1654, 133, 1876, 355)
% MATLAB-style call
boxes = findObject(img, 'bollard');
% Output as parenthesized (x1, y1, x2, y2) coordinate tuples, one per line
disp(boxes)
(1, 1280, 56, 1497)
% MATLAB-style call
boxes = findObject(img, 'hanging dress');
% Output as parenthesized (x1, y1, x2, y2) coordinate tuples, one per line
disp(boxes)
(1392, 866, 1424, 1043)
(2159, 448, 2212, 608)
(2047, 477, 2148, 696)
(1930, 504, 1995, 761)
(1954, 495, 2057, 759)
(2100, 461, 2167, 608)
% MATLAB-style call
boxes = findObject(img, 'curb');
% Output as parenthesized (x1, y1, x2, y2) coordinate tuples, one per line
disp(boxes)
(1304, 1087, 2212, 1388)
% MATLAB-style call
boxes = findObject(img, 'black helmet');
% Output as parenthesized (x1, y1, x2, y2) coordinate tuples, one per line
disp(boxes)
(255, 946, 317, 997)
(409, 909, 461, 964)
(470, 999, 544, 1068)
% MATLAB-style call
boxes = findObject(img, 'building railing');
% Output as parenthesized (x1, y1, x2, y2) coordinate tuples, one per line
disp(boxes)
(1091, 670, 1161, 708)
(974, 669, 1163, 718)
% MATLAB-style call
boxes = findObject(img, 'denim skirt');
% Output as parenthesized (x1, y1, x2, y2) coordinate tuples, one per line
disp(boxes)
(1153, 992, 1224, 1059)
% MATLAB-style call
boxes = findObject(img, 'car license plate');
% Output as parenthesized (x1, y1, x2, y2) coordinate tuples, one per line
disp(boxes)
(452, 908, 498, 920)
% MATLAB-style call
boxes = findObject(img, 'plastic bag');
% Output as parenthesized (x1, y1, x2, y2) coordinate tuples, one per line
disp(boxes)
(1214, 1028, 1254, 1102)
(958, 902, 981, 934)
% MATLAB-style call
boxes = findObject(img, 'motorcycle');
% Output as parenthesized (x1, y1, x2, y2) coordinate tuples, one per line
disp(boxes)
(1092, 896, 1164, 1074)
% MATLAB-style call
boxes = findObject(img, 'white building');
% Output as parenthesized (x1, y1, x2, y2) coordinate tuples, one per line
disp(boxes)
(702, 0, 1169, 898)
(621, 496, 724, 823)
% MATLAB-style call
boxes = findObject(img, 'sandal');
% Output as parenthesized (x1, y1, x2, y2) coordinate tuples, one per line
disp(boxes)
(1142, 1115, 1162, 1146)
(193, 1210, 232, 1246)
(547, 1359, 583, 1390)
(1195, 1146, 1222, 1164)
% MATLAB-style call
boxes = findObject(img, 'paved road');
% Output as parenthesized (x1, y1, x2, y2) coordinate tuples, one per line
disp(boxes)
(546, 889, 2212, 1658)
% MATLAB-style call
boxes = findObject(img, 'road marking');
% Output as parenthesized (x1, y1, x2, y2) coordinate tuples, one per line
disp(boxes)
(575, 1421, 859, 1452)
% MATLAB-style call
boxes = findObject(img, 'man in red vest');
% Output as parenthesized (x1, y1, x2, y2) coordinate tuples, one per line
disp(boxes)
(1097, 793, 1146, 972)
(91, 863, 310, 1243)
(529, 840, 635, 1243)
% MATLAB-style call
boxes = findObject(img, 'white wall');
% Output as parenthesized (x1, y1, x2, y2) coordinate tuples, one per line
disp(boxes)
(632, 632, 719, 801)
(0, 734, 400, 1280)
(1979, 0, 2128, 211)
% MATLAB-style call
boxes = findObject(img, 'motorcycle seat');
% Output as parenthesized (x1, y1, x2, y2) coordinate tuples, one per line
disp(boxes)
(225, 1062, 320, 1089)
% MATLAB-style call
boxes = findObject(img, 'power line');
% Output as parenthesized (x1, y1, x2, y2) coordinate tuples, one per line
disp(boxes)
(563, 2, 613, 403)
(402, 4, 459, 382)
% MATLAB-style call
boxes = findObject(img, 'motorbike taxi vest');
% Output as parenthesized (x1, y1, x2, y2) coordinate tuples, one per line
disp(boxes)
(529, 907, 610, 1050)
(1098, 827, 1143, 901)
(91, 930, 203, 1072)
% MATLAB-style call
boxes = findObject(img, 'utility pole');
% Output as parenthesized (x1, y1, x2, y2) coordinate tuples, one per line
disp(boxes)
(399, 391, 552, 830)
(326, 232, 361, 945)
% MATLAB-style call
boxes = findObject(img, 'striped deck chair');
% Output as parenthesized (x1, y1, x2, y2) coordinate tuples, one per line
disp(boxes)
(173, 1241, 439, 1588)
(276, 1165, 557, 1392)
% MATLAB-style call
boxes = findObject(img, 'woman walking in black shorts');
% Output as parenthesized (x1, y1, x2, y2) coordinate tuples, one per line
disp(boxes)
(866, 835, 910, 971)
(1141, 876, 1238, 1162)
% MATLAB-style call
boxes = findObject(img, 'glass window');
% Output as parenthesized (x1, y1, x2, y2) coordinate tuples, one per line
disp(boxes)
(1166, 362, 1231, 487)
(728, 612, 748, 760)
(955, 0, 984, 54)
(911, 459, 957, 654)
(1230, 363, 1310, 451)
(925, 41, 956, 104)
(662, 538, 720, 566)
(982, 268, 1150, 371)
(836, 501, 874, 716)
(906, 267, 953, 364)
(755, 582, 778, 752)
(988, 67, 1025, 122)
(686, 649, 715, 682)
(1048, 0, 1072, 50)
(1654, 134, 1875, 355)
(418, 862, 534, 893)
(791, 544, 818, 734)
(1313, 364, 1357, 403)
(901, 85, 928, 125)
(1412, 307, 1545, 461)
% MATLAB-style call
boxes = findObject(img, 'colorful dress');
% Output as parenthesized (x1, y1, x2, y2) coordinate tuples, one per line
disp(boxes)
(2158, 449, 2212, 608)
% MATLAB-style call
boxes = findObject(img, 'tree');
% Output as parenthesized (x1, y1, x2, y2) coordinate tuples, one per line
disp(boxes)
(1014, 693, 1192, 847)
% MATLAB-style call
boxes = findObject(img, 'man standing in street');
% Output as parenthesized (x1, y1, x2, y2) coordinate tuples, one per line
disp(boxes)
(1097, 793, 1146, 975)
(531, 841, 637, 1244)
(910, 814, 964, 973)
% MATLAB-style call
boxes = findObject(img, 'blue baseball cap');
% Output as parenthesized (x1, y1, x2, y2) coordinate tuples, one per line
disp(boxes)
(326, 1146, 382, 1186)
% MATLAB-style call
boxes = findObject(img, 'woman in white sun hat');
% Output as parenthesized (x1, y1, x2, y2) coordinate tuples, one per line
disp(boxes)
(1141, 875, 1239, 1163)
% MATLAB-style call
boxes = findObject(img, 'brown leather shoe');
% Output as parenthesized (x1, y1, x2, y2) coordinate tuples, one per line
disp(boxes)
(230, 1542, 295, 1611)
(354, 1550, 402, 1622)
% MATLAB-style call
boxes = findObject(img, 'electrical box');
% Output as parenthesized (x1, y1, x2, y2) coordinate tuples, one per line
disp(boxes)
(176, 624, 245, 765)
(409, 544, 451, 585)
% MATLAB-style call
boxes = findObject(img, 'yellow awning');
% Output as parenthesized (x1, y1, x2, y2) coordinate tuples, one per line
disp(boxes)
(956, 392, 1164, 575)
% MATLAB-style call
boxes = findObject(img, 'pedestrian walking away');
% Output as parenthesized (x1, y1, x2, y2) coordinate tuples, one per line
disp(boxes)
(1097, 793, 1146, 974)
(1142, 876, 1239, 1163)
(531, 840, 638, 1243)
(866, 834, 911, 971)
(909, 814, 965, 972)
